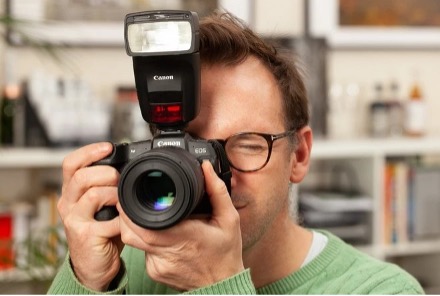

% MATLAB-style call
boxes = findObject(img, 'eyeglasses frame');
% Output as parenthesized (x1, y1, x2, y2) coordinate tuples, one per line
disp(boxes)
(217, 129, 297, 172)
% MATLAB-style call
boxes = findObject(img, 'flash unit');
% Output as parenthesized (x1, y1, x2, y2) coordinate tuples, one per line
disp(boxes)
(124, 10, 200, 129)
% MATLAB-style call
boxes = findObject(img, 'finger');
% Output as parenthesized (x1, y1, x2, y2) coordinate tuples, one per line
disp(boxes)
(62, 165, 119, 205)
(63, 186, 121, 239)
(92, 215, 121, 238)
(117, 203, 157, 252)
(201, 161, 235, 219)
(116, 202, 182, 251)
(74, 186, 119, 219)
(62, 142, 113, 188)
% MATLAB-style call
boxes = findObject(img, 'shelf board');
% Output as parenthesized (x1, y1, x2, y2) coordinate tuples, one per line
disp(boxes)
(2, 136, 440, 167)
(383, 239, 440, 257)
(0, 148, 74, 168)
(312, 137, 440, 159)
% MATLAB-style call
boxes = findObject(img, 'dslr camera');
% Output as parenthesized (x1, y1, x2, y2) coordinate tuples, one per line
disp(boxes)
(94, 10, 231, 230)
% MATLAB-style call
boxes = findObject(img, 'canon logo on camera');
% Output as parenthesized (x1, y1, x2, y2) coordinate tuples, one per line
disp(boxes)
(157, 140, 181, 147)
(153, 75, 174, 81)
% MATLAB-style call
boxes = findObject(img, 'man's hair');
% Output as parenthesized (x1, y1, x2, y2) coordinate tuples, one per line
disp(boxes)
(199, 11, 309, 132)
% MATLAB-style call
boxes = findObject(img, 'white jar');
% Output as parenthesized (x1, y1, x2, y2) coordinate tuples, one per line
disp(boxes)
(404, 100, 427, 137)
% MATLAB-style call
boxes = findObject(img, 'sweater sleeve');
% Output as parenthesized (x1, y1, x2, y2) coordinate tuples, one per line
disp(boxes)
(184, 269, 256, 295)
(47, 254, 128, 295)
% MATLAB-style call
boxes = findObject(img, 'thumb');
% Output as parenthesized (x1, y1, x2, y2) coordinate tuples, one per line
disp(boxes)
(201, 161, 234, 218)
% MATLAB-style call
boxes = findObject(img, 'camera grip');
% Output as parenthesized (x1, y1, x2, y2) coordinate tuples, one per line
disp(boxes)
(94, 206, 119, 221)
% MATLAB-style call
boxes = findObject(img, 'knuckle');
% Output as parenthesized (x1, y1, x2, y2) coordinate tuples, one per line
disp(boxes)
(67, 219, 89, 242)
(71, 169, 88, 188)
(228, 209, 241, 227)
(147, 267, 160, 282)
(83, 187, 101, 204)
(57, 198, 65, 217)
(108, 168, 120, 186)
(146, 259, 166, 282)
(62, 155, 76, 175)
(63, 214, 76, 231)
(120, 230, 135, 246)
(120, 231, 129, 244)
(61, 156, 71, 171)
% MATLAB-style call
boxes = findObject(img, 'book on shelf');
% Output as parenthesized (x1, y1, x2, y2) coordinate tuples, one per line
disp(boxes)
(382, 158, 440, 245)
(0, 209, 14, 270)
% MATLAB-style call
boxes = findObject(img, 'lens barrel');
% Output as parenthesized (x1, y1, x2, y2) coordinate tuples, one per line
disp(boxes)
(118, 147, 205, 229)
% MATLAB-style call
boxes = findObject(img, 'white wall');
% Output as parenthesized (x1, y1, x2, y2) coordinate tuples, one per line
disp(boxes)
(328, 50, 440, 136)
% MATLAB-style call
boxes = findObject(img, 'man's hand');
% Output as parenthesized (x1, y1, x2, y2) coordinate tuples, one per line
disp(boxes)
(118, 161, 244, 291)
(57, 142, 124, 291)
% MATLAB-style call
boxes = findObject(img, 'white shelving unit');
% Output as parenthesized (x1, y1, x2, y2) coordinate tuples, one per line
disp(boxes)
(308, 137, 440, 261)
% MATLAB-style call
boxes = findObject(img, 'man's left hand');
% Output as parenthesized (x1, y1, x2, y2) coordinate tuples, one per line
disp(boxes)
(118, 161, 244, 291)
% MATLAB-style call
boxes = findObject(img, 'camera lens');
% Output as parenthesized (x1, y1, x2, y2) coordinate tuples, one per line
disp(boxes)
(136, 170, 176, 211)
(118, 147, 205, 229)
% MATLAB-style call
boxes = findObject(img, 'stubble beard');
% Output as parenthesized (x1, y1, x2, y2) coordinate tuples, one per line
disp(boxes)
(235, 192, 289, 253)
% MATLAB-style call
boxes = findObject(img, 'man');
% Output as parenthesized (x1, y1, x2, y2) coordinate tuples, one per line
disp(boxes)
(48, 11, 423, 294)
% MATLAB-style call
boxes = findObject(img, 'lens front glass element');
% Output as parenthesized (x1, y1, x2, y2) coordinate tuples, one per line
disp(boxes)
(128, 21, 192, 53)
(119, 147, 207, 229)
(136, 170, 176, 211)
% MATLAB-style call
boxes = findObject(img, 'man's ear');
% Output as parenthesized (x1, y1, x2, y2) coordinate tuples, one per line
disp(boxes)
(290, 126, 313, 184)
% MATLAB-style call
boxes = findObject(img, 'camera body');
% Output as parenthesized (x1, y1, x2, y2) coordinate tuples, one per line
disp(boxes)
(95, 131, 231, 229)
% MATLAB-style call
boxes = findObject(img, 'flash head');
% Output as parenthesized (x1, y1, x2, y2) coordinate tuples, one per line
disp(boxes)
(125, 11, 199, 56)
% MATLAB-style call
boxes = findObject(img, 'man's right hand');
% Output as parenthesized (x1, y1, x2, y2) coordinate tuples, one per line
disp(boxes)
(57, 142, 123, 291)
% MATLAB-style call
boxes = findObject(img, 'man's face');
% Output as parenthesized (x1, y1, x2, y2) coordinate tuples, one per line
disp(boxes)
(187, 56, 296, 251)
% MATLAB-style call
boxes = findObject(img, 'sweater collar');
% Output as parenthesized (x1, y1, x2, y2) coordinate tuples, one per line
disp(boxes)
(256, 230, 343, 295)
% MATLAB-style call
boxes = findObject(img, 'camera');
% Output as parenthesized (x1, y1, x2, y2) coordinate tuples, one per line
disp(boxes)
(93, 10, 231, 229)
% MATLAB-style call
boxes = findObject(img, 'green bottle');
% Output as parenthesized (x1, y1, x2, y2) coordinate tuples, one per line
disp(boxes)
(0, 84, 20, 146)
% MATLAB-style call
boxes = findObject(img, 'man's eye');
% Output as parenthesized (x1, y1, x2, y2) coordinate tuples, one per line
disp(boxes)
(232, 143, 266, 154)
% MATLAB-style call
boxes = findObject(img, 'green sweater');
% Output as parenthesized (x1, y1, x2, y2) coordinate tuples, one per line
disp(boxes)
(48, 231, 424, 294)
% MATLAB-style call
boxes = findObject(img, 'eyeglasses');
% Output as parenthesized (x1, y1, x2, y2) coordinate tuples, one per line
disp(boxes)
(217, 130, 297, 172)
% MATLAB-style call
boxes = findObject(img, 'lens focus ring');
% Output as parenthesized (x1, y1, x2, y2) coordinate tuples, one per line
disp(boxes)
(118, 147, 205, 229)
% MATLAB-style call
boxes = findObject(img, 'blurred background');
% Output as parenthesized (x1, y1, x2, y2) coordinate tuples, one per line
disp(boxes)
(1, 0, 440, 293)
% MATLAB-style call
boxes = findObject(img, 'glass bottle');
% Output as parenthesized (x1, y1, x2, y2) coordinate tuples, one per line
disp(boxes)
(387, 81, 404, 137)
(369, 83, 389, 138)
(404, 77, 426, 137)
(0, 84, 21, 146)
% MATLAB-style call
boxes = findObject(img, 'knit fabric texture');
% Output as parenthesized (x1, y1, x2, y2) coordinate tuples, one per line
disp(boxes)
(47, 230, 424, 294)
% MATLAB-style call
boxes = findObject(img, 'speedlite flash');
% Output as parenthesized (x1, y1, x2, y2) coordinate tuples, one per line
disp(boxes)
(125, 11, 199, 56)
(124, 10, 200, 129)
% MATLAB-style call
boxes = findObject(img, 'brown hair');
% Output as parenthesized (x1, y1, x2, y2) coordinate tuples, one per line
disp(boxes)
(199, 12, 309, 132)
